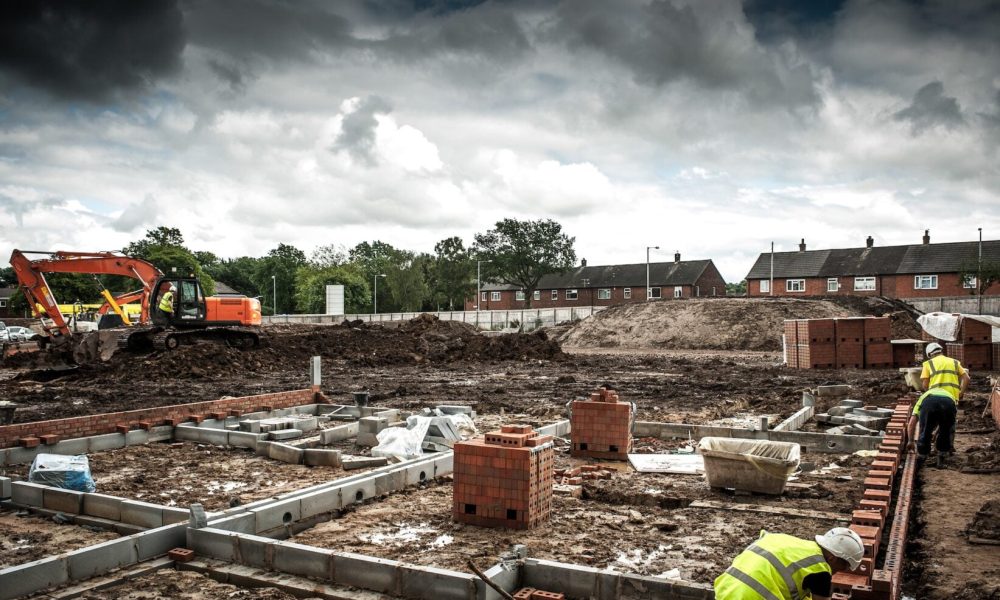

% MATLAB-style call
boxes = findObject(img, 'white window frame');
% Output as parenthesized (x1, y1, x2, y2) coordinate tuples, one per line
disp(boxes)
(914, 275, 938, 290)
(490, 291, 501, 301)
(759, 280, 770, 293)
(515, 291, 525, 301)
(565, 289, 578, 300)
(648, 287, 661, 299)
(623, 288, 632, 299)
(551, 290, 558, 300)
(0, 299, 6, 308)
(786, 279, 806, 292)
(597, 288, 611, 300)
(827, 278, 839, 292)
(533, 290, 540, 300)
(854, 277, 875, 291)
(673, 286, 683, 298)
(963, 276, 977, 289)
(481, 291, 487, 301)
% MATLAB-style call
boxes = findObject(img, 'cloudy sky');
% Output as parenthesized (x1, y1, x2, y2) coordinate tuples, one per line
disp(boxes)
(1, 0, 998, 282)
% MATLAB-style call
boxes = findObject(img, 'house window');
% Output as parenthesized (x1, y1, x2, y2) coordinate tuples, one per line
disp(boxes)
(623, 288, 632, 299)
(963, 276, 977, 289)
(827, 278, 839, 292)
(481, 292, 487, 301)
(551, 290, 558, 300)
(760, 280, 770, 293)
(854, 277, 875, 291)
(597, 288, 611, 300)
(648, 287, 661, 299)
(491, 291, 501, 301)
(0, 299, 6, 308)
(914, 275, 938, 290)
(786, 279, 806, 292)
(533, 290, 540, 300)
(673, 286, 683, 298)
(515, 291, 525, 301)
(566, 289, 578, 300)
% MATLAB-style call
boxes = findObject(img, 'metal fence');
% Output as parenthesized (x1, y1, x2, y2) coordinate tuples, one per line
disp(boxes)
(902, 295, 1000, 316)
(263, 306, 608, 331)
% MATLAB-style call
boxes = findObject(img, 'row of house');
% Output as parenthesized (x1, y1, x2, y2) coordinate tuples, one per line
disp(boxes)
(0, 286, 13, 318)
(468, 231, 999, 310)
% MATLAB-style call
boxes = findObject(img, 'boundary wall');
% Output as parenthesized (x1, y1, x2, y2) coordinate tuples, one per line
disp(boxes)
(263, 307, 607, 331)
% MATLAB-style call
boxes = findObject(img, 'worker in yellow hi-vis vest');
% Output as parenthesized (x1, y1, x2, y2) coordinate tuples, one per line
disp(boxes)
(714, 528, 864, 600)
(906, 342, 970, 467)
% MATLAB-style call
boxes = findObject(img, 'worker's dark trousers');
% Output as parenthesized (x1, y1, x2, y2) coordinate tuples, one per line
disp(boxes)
(916, 395, 957, 456)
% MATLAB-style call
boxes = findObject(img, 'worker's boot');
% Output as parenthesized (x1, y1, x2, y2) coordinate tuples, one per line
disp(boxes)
(936, 453, 946, 468)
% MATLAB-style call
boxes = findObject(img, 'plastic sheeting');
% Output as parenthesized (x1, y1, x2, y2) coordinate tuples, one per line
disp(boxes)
(28, 453, 96, 493)
(917, 312, 1000, 342)
(371, 414, 478, 461)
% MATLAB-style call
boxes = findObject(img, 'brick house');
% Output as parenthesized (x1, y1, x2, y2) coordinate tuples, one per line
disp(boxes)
(0, 287, 14, 318)
(745, 232, 1000, 299)
(465, 254, 727, 310)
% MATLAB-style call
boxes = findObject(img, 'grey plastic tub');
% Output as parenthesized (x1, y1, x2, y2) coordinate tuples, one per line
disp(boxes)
(698, 437, 800, 495)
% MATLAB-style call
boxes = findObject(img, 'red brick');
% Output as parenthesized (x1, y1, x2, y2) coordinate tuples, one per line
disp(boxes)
(18, 436, 40, 448)
(168, 547, 195, 563)
(39, 434, 60, 445)
(115, 424, 130, 434)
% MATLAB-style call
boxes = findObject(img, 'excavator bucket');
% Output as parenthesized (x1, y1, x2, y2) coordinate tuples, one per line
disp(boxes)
(69, 330, 123, 364)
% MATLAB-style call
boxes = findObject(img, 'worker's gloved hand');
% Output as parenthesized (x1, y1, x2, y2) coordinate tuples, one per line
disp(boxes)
(906, 441, 915, 452)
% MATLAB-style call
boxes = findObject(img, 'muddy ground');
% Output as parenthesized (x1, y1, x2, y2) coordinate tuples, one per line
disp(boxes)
(0, 509, 120, 568)
(77, 569, 301, 600)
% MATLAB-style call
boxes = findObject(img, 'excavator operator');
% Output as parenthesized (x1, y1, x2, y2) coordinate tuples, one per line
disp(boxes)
(158, 284, 176, 317)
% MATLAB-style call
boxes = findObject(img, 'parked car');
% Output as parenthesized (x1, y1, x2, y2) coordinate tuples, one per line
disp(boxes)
(3, 326, 38, 342)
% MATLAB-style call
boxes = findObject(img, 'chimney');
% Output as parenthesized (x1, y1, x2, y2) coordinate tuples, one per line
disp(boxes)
(866, 236, 874, 248)
(799, 238, 806, 252)
(922, 229, 930, 245)
(674, 251, 681, 263)
(581, 258, 587, 267)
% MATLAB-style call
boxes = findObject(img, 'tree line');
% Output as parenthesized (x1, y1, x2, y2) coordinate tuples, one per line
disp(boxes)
(1, 219, 579, 316)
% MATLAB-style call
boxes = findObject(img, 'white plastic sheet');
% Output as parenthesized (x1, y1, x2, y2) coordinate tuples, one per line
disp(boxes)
(917, 312, 1000, 342)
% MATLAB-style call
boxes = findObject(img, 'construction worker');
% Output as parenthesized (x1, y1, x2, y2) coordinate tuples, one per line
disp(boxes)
(158, 284, 176, 316)
(906, 342, 969, 466)
(714, 528, 864, 600)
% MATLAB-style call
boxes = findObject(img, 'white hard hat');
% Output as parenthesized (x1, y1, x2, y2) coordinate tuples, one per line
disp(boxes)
(816, 527, 864, 571)
(926, 342, 943, 356)
(169, 285, 177, 292)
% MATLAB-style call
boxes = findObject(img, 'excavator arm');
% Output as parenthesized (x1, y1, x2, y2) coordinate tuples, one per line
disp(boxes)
(9, 250, 163, 341)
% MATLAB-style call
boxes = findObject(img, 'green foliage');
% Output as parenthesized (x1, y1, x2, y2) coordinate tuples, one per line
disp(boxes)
(203, 257, 261, 298)
(386, 252, 429, 312)
(958, 259, 1000, 295)
(430, 236, 474, 310)
(726, 281, 747, 296)
(472, 218, 576, 307)
(253, 244, 307, 314)
(123, 227, 215, 296)
(310, 244, 348, 268)
(294, 264, 369, 314)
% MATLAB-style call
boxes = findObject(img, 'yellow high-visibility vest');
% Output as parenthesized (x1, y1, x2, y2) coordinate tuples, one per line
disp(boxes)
(921, 354, 963, 401)
(158, 291, 174, 313)
(714, 532, 832, 600)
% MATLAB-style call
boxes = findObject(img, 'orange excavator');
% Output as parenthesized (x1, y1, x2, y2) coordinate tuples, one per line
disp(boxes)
(9, 249, 261, 356)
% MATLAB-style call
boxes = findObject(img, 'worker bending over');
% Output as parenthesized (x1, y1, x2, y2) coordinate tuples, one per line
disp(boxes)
(714, 527, 864, 600)
(906, 342, 970, 467)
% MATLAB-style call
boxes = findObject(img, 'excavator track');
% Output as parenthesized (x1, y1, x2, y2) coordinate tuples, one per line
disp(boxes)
(118, 326, 260, 353)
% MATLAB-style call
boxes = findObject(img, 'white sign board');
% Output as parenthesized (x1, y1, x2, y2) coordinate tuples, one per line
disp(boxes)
(325, 285, 345, 315)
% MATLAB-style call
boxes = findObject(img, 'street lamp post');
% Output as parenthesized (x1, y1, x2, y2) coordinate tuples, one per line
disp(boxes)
(373, 274, 386, 314)
(646, 246, 659, 301)
(272, 275, 277, 316)
(476, 260, 492, 311)
(978, 228, 983, 315)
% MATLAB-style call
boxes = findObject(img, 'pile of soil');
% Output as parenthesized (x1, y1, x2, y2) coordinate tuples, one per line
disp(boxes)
(967, 500, 1000, 541)
(558, 297, 921, 351)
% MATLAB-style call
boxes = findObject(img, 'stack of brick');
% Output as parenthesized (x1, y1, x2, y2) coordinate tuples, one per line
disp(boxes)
(570, 388, 633, 460)
(452, 424, 554, 530)
(830, 400, 912, 600)
(943, 317, 993, 369)
(513, 589, 564, 600)
(784, 317, 894, 369)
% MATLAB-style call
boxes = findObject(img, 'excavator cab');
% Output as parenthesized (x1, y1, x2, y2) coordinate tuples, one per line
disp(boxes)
(149, 277, 207, 327)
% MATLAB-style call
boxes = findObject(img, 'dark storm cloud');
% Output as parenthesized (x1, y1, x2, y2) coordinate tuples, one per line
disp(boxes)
(379, 5, 531, 63)
(207, 59, 251, 94)
(333, 96, 393, 166)
(544, 0, 819, 108)
(894, 82, 965, 135)
(0, 0, 185, 101)
(743, 0, 845, 41)
(183, 0, 354, 61)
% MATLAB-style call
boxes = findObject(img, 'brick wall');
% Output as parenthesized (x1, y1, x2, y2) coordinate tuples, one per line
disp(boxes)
(464, 286, 693, 311)
(0, 387, 322, 449)
(570, 388, 632, 460)
(694, 263, 727, 298)
(786, 318, 894, 370)
(749, 273, 999, 299)
(453, 424, 554, 529)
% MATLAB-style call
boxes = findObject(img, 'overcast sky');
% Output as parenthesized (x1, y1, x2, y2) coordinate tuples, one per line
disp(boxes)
(1, 0, 998, 282)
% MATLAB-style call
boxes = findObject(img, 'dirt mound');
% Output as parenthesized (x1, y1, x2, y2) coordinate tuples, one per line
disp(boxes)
(558, 297, 921, 351)
(967, 500, 1000, 541)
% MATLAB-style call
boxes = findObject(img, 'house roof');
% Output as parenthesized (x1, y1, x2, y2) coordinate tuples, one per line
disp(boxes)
(745, 239, 1000, 280)
(0, 287, 14, 298)
(481, 260, 714, 291)
(213, 281, 242, 295)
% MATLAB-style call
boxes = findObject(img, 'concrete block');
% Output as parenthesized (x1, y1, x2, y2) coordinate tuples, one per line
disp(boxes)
(273, 541, 334, 579)
(298, 487, 344, 519)
(0, 476, 11, 500)
(83, 493, 123, 521)
(400, 563, 475, 600)
(435, 405, 473, 416)
(342, 456, 389, 470)
(853, 407, 894, 418)
(841, 399, 864, 408)
(125, 429, 150, 446)
(0, 555, 70, 600)
(251, 497, 301, 533)
(209, 512, 256, 534)
(332, 552, 400, 593)
(338, 479, 377, 506)
(240, 420, 261, 433)
(237, 533, 275, 568)
(5, 446, 41, 465)
(148, 425, 174, 443)
(187, 528, 238, 562)
(304, 448, 341, 467)
(199, 427, 231, 446)
(51, 437, 89, 456)
(11, 481, 47, 506)
(162, 506, 190, 525)
(121, 500, 164, 529)
(358, 416, 388, 434)
(66, 537, 138, 581)
(522, 559, 600, 599)
(404, 463, 433, 486)
(478, 563, 519, 600)
(173, 425, 201, 442)
(199, 418, 226, 429)
(43, 487, 84, 514)
(269, 428, 304, 441)
(817, 385, 851, 398)
(135, 523, 186, 560)
(320, 422, 358, 444)
(190, 503, 209, 528)
(267, 442, 304, 464)
(256, 440, 273, 456)
(292, 417, 319, 433)
(88, 433, 126, 452)
(828, 406, 851, 417)
(228, 431, 263, 450)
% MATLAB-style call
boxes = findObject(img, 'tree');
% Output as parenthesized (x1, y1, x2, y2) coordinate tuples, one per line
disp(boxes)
(430, 236, 475, 310)
(349, 241, 399, 312)
(204, 257, 261, 298)
(385, 251, 429, 312)
(294, 264, 369, 314)
(122, 227, 215, 295)
(123, 226, 185, 257)
(726, 281, 747, 296)
(958, 260, 1000, 295)
(310, 244, 349, 268)
(252, 244, 307, 315)
(472, 218, 576, 308)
